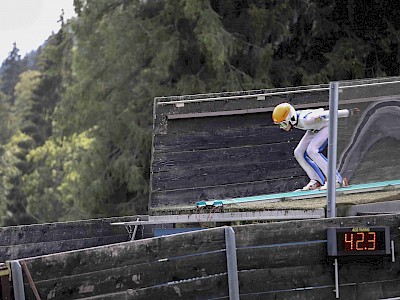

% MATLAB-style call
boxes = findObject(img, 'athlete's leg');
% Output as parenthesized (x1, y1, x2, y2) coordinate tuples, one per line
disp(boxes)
(294, 131, 325, 184)
(306, 126, 343, 184)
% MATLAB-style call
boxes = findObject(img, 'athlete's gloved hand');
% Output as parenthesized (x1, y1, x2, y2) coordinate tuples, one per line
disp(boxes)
(349, 108, 360, 116)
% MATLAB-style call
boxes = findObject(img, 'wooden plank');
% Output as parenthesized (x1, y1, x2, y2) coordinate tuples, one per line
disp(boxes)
(79, 291, 129, 300)
(153, 90, 328, 135)
(152, 160, 303, 191)
(0, 235, 129, 262)
(232, 214, 400, 247)
(68, 260, 400, 299)
(164, 111, 274, 135)
(21, 228, 226, 281)
(153, 125, 303, 152)
(348, 279, 400, 299)
(238, 265, 334, 295)
(238, 279, 400, 300)
(150, 175, 309, 207)
(236, 241, 329, 270)
(236, 244, 399, 284)
(24, 250, 227, 300)
(152, 142, 298, 172)
(124, 273, 229, 300)
(336, 257, 400, 283)
(0, 216, 138, 246)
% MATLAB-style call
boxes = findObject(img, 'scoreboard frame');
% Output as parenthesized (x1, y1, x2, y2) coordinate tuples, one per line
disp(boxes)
(327, 226, 391, 256)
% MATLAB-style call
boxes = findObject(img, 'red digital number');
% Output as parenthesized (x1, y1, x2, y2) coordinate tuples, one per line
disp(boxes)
(355, 232, 365, 250)
(367, 232, 376, 250)
(344, 232, 377, 251)
(344, 232, 354, 251)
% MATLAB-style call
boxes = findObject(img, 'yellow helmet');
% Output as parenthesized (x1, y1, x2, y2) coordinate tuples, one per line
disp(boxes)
(272, 103, 297, 129)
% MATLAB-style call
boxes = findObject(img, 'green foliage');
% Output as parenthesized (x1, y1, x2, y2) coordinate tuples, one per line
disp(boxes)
(23, 129, 105, 221)
(0, 44, 24, 100)
(0, 87, 13, 143)
(1, 0, 400, 225)
(14, 70, 42, 132)
(0, 131, 36, 225)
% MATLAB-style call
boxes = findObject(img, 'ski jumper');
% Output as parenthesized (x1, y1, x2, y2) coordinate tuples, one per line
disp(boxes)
(293, 108, 350, 185)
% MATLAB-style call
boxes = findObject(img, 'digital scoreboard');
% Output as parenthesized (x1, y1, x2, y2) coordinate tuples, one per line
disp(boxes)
(327, 226, 391, 256)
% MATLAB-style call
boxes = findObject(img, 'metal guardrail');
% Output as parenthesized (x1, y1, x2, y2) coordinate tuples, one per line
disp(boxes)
(157, 79, 400, 106)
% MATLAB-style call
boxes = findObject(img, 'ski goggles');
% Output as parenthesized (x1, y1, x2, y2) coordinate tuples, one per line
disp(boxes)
(277, 120, 290, 130)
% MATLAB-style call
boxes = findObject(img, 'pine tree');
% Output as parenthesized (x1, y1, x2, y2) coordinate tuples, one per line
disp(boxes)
(0, 43, 26, 104)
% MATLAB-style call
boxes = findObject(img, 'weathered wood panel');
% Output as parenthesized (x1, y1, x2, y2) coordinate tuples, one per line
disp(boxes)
(0, 216, 140, 261)
(238, 265, 334, 295)
(164, 111, 275, 135)
(153, 92, 328, 135)
(233, 214, 400, 247)
(13, 214, 400, 300)
(153, 160, 302, 191)
(238, 279, 400, 300)
(151, 175, 308, 205)
(237, 242, 329, 270)
(22, 227, 225, 280)
(0, 217, 133, 246)
(154, 123, 303, 152)
(150, 77, 400, 209)
(75, 269, 400, 300)
(152, 141, 299, 172)
(150, 84, 333, 209)
(0, 235, 127, 262)
(24, 251, 227, 299)
(124, 274, 229, 300)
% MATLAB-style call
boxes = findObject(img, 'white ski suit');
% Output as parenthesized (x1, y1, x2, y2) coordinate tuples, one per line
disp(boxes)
(293, 108, 350, 185)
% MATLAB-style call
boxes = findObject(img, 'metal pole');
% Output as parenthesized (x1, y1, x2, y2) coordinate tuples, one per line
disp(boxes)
(327, 81, 339, 218)
(10, 261, 25, 300)
(131, 217, 140, 240)
(334, 258, 339, 298)
(225, 227, 239, 300)
(392, 240, 395, 263)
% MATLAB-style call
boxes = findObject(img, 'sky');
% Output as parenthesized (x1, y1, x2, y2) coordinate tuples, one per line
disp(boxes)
(0, 0, 76, 63)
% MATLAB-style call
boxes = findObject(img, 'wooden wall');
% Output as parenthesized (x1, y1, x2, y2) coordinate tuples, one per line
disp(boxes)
(150, 77, 400, 209)
(0, 216, 143, 262)
(14, 213, 400, 299)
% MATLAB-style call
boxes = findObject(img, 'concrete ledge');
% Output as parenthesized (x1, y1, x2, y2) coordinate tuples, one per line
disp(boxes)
(112, 209, 325, 226)
(337, 200, 400, 217)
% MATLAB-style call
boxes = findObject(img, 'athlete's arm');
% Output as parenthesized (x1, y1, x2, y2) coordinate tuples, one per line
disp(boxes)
(302, 108, 359, 125)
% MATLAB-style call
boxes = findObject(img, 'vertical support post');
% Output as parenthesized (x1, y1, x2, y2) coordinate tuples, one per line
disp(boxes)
(391, 240, 395, 263)
(10, 261, 25, 300)
(327, 81, 339, 218)
(131, 218, 140, 240)
(225, 227, 239, 300)
(334, 258, 339, 298)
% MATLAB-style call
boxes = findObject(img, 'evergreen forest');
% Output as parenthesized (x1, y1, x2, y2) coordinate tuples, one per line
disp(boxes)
(0, 0, 399, 225)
